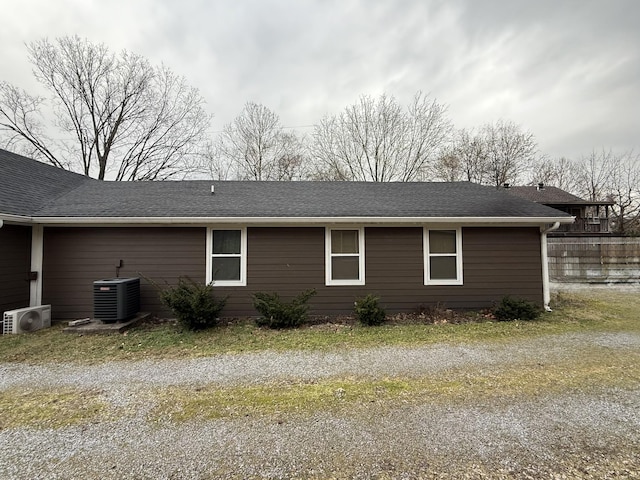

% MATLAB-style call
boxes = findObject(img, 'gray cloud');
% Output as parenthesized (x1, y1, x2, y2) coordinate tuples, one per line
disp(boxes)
(1, 0, 638, 160)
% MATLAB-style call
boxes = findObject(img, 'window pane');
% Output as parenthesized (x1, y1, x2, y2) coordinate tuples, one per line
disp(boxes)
(212, 257, 241, 281)
(331, 230, 359, 254)
(213, 230, 241, 254)
(332, 256, 360, 280)
(430, 256, 457, 280)
(429, 230, 456, 254)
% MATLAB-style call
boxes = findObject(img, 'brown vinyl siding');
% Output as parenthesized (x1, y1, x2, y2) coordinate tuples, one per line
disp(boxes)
(218, 226, 543, 316)
(41, 225, 542, 319)
(42, 227, 205, 319)
(0, 224, 31, 316)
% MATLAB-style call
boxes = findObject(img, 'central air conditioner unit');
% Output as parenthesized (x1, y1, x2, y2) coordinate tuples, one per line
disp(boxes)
(93, 277, 140, 322)
(3, 305, 52, 334)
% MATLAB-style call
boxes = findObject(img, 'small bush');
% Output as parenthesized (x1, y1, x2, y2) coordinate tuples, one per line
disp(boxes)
(159, 277, 227, 331)
(354, 294, 386, 326)
(493, 296, 542, 321)
(252, 289, 316, 329)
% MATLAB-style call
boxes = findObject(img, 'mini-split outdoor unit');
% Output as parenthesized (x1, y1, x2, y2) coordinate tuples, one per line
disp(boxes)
(3, 305, 52, 334)
(93, 277, 140, 322)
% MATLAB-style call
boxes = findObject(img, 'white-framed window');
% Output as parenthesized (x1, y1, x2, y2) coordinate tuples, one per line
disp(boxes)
(206, 227, 247, 286)
(325, 227, 365, 286)
(424, 227, 463, 285)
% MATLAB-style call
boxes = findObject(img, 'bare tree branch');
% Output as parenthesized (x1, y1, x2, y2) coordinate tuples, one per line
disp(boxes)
(0, 36, 211, 180)
(311, 92, 452, 182)
(434, 121, 536, 187)
(215, 102, 308, 181)
(572, 149, 613, 202)
(533, 156, 576, 191)
(483, 120, 537, 187)
(0, 82, 64, 168)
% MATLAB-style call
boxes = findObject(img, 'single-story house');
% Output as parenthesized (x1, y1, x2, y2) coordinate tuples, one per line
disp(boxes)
(504, 183, 612, 235)
(0, 149, 573, 320)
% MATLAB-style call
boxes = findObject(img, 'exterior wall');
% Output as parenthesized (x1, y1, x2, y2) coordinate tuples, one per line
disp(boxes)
(217, 226, 543, 316)
(0, 224, 32, 316)
(42, 227, 205, 319)
(41, 225, 543, 319)
(548, 237, 640, 283)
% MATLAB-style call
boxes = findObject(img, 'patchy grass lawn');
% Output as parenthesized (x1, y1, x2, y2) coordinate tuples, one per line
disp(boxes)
(0, 387, 108, 429)
(0, 290, 638, 365)
(1, 290, 639, 429)
(151, 345, 640, 422)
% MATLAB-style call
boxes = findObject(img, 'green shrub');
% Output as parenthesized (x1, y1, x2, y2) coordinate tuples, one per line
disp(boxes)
(159, 277, 227, 331)
(493, 296, 542, 321)
(252, 289, 316, 329)
(354, 294, 386, 326)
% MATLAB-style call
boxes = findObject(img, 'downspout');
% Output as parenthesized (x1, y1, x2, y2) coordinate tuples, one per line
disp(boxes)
(540, 222, 560, 312)
(30, 225, 44, 307)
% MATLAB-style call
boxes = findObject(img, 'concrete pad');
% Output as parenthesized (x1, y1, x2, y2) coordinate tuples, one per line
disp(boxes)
(62, 312, 151, 334)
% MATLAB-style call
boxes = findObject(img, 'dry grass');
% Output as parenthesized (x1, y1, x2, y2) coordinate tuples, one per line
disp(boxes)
(5, 343, 636, 429)
(0, 387, 108, 429)
(1, 291, 638, 429)
(0, 290, 638, 365)
(150, 344, 640, 422)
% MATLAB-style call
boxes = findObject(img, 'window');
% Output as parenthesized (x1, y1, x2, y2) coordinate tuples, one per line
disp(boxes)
(424, 228, 463, 285)
(326, 227, 365, 285)
(206, 228, 247, 286)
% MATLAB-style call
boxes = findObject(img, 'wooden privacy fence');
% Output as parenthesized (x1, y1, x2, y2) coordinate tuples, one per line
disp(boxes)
(548, 237, 640, 283)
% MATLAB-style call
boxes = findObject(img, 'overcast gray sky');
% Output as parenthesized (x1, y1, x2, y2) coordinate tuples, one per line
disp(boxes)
(1, 0, 638, 160)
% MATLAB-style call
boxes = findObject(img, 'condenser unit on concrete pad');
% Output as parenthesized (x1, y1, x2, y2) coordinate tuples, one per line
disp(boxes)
(3, 305, 52, 334)
(93, 277, 140, 322)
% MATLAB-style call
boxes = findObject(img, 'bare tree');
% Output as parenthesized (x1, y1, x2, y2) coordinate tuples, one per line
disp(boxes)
(483, 120, 537, 187)
(215, 102, 307, 181)
(533, 156, 576, 191)
(199, 141, 234, 180)
(311, 92, 451, 182)
(433, 122, 535, 187)
(603, 150, 640, 234)
(0, 83, 65, 168)
(0, 36, 211, 180)
(434, 129, 489, 184)
(433, 148, 463, 182)
(572, 149, 613, 202)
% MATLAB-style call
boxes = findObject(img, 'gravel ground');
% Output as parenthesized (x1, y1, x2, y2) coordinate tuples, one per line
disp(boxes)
(1, 331, 639, 479)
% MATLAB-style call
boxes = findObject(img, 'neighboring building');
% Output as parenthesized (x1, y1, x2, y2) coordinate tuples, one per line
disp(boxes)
(504, 183, 613, 235)
(0, 149, 573, 319)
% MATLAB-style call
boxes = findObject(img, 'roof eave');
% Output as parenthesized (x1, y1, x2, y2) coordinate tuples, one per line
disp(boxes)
(545, 201, 615, 207)
(0, 213, 34, 225)
(28, 215, 575, 227)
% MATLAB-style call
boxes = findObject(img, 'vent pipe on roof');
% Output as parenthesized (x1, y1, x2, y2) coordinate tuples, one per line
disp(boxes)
(211, 185, 215, 195)
(537, 182, 545, 191)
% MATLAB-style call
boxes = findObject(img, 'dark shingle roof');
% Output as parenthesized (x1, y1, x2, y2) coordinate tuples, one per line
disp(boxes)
(0, 149, 88, 216)
(505, 185, 613, 205)
(1, 149, 571, 221)
(34, 180, 569, 219)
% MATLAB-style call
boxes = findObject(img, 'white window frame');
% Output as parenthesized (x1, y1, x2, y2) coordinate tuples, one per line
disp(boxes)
(206, 227, 247, 286)
(325, 227, 365, 286)
(424, 227, 463, 286)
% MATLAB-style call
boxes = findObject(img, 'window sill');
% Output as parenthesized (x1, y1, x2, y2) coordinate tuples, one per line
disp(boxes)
(425, 279, 463, 286)
(211, 280, 246, 287)
(326, 279, 365, 286)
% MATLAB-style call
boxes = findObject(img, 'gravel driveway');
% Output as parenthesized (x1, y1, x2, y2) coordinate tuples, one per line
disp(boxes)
(1, 331, 639, 479)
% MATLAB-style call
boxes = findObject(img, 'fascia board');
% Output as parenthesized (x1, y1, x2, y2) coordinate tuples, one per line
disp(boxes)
(0, 213, 33, 225)
(32, 215, 576, 227)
